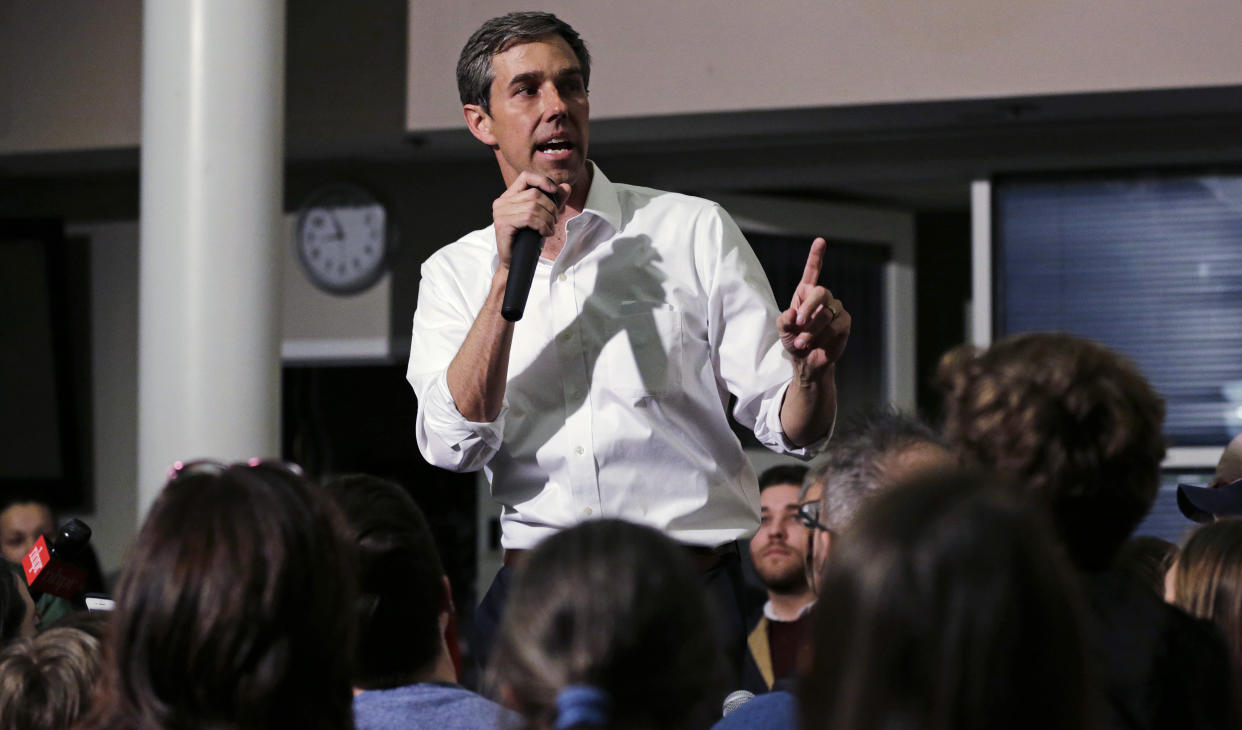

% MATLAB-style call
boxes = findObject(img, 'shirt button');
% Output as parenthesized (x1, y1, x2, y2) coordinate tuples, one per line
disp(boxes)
(584, 508, 593, 516)
(560, 330, 573, 343)
(575, 445, 585, 455)
(558, 273, 567, 282)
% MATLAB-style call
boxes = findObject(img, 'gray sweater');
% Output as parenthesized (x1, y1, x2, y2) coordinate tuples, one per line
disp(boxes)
(353, 682, 519, 730)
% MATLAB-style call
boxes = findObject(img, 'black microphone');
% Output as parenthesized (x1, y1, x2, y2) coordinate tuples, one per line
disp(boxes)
(22, 518, 92, 600)
(501, 187, 557, 322)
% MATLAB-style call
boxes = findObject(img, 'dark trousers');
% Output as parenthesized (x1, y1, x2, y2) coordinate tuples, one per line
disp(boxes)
(470, 542, 754, 692)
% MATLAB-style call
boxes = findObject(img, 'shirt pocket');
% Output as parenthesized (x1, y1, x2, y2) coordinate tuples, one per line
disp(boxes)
(599, 304, 684, 399)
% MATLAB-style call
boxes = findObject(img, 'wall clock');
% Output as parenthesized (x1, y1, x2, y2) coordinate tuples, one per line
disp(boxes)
(294, 183, 393, 295)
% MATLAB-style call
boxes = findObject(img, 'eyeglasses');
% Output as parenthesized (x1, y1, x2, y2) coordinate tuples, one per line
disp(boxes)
(796, 500, 831, 533)
(166, 457, 305, 483)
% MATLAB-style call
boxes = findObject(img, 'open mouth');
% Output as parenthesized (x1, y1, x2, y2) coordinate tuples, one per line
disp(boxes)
(535, 138, 576, 156)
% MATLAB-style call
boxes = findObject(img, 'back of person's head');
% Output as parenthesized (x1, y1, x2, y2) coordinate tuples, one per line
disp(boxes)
(1115, 536, 1178, 598)
(324, 473, 446, 689)
(800, 469, 1092, 730)
(1171, 520, 1242, 667)
(805, 408, 948, 533)
(86, 459, 357, 730)
(937, 332, 1166, 571)
(0, 626, 101, 730)
(490, 519, 723, 730)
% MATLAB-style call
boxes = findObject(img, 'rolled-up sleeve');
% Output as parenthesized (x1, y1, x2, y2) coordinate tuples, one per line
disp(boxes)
(407, 249, 507, 472)
(699, 205, 832, 460)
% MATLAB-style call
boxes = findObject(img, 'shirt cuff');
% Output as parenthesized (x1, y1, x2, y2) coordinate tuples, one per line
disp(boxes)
(422, 371, 508, 455)
(765, 380, 834, 459)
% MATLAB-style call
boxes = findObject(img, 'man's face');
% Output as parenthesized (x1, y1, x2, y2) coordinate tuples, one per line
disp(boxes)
(465, 35, 590, 190)
(750, 484, 811, 594)
(0, 502, 54, 564)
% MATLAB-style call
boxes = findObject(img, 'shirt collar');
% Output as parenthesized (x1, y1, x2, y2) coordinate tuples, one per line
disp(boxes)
(763, 599, 816, 622)
(576, 162, 622, 236)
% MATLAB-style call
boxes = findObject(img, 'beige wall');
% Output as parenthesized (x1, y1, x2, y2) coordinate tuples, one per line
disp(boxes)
(0, 0, 142, 154)
(407, 0, 1242, 131)
(6, 1, 1239, 153)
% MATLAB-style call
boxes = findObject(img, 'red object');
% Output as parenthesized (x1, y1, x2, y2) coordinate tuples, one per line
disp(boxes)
(22, 535, 87, 599)
(445, 611, 463, 682)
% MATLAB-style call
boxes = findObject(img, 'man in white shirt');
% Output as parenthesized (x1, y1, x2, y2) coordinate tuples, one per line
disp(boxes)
(406, 11, 850, 678)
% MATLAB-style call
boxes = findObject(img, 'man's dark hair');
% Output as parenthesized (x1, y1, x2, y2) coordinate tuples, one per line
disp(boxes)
(456, 11, 591, 113)
(937, 332, 1167, 572)
(324, 474, 446, 690)
(758, 464, 809, 492)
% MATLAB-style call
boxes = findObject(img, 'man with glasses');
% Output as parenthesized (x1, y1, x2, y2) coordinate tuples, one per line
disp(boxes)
(719, 411, 949, 723)
(797, 410, 950, 589)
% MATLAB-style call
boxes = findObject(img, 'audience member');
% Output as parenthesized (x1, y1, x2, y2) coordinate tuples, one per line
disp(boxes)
(325, 473, 518, 730)
(938, 331, 1236, 730)
(80, 459, 357, 730)
(744, 465, 812, 693)
(800, 409, 951, 586)
(1115, 536, 1178, 598)
(1177, 433, 1242, 522)
(800, 469, 1093, 730)
(723, 410, 951, 726)
(1167, 520, 1242, 707)
(0, 626, 101, 730)
(490, 518, 724, 730)
(0, 491, 108, 621)
(1, 562, 37, 645)
(0, 495, 54, 565)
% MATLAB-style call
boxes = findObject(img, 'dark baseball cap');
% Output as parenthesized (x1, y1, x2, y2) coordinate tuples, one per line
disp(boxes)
(1177, 478, 1242, 523)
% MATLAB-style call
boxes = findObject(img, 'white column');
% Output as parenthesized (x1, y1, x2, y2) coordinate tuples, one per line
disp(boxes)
(137, 0, 286, 517)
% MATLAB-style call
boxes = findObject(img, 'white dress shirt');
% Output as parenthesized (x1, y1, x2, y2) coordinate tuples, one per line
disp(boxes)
(407, 165, 829, 549)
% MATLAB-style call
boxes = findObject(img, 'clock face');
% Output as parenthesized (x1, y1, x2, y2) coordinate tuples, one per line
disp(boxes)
(295, 184, 390, 295)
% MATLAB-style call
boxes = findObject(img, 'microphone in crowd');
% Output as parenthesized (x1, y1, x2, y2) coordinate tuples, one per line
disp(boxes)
(501, 187, 558, 322)
(22, 518, 92, 600)
(722, 689, 755, 717)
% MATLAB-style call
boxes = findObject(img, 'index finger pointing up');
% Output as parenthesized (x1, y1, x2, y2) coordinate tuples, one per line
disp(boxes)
(800, 237, 827, 286)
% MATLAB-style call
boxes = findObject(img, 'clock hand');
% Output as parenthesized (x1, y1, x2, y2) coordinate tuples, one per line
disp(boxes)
(330, 212, 346, 240)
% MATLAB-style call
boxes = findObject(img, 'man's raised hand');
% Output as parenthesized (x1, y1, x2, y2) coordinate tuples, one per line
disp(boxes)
(777, 237, 851, 374)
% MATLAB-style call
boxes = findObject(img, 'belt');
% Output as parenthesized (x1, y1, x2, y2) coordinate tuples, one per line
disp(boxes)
(503, 541, 736, 573)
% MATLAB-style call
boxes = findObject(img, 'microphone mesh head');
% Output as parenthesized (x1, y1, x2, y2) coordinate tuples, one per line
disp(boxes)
(722, 690, 755, 717)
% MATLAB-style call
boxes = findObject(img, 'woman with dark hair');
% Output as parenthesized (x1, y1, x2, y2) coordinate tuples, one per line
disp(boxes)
(799, 470, 1093, 730)
(490, 518, 724, 730)
(80, 459, 357, 730)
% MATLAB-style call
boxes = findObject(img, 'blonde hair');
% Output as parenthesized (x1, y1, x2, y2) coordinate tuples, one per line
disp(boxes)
(1173, 520, 1242, 665)
(0, 626, 102, 730)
